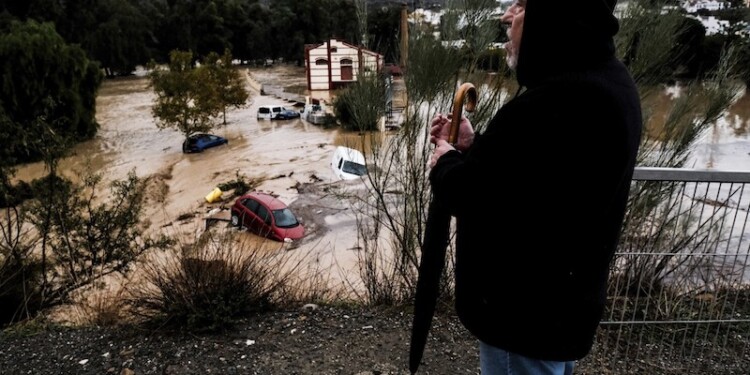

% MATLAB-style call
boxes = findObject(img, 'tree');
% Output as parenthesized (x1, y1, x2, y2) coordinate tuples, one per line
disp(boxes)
(240, 2, 274, 62)
(442, 0, 501, 73)
(0, 19, 102, 164)
(203, 49, 250, 125)
(87, 0, 152, 77)
(221, 0, 254, 61)
(149, 50, 221, 139)
(367, 4, 402, 63)
(192, 0, 233, 58)
(155, 0, 234, 62)
(671, 16, 707, 79)
(333, 74, 387, 132)
(737, 39, 750, 86)
(0, 0, 63, 23)
(268, 0, 359, 64)
(15, 169, 173, 319)
(1, 124, 172, 325)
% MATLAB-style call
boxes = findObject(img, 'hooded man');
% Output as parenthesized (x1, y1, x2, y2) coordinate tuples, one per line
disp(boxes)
(427, 0, 643, 374)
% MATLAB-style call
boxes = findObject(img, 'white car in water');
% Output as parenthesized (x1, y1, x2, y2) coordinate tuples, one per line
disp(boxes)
(331, 146, 367, 180)
(257, 105, 301, 120)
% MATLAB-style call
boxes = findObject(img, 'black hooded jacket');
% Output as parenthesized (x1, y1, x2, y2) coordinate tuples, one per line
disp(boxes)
(429, 0, 643, 361)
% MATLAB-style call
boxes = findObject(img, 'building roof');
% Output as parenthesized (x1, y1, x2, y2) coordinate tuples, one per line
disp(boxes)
(304, 39, 383, 58)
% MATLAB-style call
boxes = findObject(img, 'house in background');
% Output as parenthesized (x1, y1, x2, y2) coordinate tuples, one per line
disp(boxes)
(304, 39, 383, 91)
(681, 0, 729, 13)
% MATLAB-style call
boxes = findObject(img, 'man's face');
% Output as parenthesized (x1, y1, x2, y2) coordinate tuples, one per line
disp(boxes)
(501, 0, 526, 70)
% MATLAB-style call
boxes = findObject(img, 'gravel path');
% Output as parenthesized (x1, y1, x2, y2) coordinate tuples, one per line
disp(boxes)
(0, 306, 478, 375)
(2, 304, 749, 375)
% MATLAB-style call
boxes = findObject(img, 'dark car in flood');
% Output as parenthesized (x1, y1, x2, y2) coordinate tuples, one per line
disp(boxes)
(275, 108, 301, 120)
(230, 192, 305, 242)
(182, 133, 228, 153)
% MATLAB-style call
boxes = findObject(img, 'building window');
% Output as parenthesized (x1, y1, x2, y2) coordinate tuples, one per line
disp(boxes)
(315, 59, 329, 66)
(331, 47, 338, 53)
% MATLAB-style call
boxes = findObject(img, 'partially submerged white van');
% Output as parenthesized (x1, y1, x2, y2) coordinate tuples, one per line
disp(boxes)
(257, 105, 301, 120)
(330, 146, 367, 180)
(257, 105, 281, 120)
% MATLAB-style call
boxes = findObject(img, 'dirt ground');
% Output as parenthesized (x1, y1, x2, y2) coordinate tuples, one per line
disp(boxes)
(2, 304, 748, 375)
(0, 305, 481, 375)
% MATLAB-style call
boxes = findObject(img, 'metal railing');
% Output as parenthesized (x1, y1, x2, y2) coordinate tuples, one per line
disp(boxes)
(587, 167, 750, 373)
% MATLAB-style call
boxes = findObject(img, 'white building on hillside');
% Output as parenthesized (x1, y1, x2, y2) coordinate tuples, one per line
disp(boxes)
(682, 0, 728, 13)
(411, 8, 443, 27)
(688, 14, 731, 34)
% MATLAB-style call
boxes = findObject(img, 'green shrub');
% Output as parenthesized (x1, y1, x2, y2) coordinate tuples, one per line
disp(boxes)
(332, 75, 387, 132)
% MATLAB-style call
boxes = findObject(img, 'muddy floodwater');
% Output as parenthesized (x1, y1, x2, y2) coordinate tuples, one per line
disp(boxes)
(14, 66, 373, 304)
(12, 64, 750, 234)
(10, 66, 750, 320)
(13, 64, 750, 236)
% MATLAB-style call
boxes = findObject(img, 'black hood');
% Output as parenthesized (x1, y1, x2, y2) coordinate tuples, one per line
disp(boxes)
(516, 0, 620, 88)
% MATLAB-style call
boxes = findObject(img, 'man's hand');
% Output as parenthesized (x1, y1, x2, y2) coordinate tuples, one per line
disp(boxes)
(429, 113, 474, 152)
(430, 139, 455, 168)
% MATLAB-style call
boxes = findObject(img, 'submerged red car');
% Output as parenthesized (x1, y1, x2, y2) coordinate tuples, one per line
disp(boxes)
(230, 192, 304, 242)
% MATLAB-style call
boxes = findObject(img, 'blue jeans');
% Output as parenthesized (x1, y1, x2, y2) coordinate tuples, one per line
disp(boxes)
(479, 341, 575, 375)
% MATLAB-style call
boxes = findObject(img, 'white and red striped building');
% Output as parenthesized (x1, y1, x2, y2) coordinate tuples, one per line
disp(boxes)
(304, 39, 384, 91)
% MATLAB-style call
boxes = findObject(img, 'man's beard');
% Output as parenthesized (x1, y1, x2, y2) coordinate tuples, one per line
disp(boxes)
(505, 43, 518, 70)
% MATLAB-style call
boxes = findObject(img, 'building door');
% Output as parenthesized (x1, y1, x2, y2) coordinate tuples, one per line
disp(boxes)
(341, 59, 353, 80)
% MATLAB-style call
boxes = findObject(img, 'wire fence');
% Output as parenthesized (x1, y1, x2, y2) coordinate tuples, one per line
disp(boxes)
(588, 167, 750, 373)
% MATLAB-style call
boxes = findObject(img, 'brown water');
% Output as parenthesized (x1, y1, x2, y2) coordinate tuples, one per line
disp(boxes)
(660, 85, 750, 170)
(16, 68, 749, 182)
(12, 67, 750, 246)
(12, 65, 750, 323)
(16, 66, 377, 323)
(13, 67, 750, 240)
(15, 66, 367, 267)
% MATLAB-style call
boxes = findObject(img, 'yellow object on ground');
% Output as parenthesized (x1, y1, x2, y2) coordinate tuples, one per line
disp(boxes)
(205, 187, 223, 203)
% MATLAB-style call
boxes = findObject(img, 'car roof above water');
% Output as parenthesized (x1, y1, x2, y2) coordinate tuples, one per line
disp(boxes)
(243, 192, 288, 210)
(332, 146, 365, 164)
(258, 105, 285, 110)
(188, 133, 211, 138)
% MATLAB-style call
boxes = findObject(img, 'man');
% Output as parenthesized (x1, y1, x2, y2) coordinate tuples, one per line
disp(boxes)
(428, 0, 642, 374)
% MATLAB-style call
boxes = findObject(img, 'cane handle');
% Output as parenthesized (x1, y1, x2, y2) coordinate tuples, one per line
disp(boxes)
(449, 82, 477, 145)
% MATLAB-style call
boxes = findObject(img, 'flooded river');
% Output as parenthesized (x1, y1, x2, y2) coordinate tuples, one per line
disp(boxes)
(10, 66, 750, 296)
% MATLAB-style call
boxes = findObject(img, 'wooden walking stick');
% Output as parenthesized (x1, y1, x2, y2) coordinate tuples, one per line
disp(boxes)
(448, 83, 478, 145)
(409, 82, 478, 374)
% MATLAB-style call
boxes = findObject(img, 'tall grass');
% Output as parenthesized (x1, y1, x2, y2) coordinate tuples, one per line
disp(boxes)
(343, 1, 745, 311)
(129, 231, 337, 332)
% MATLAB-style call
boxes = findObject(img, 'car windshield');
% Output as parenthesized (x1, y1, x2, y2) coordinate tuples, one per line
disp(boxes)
(342, 161, 366, 176)
(273, 208, 299, 228)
